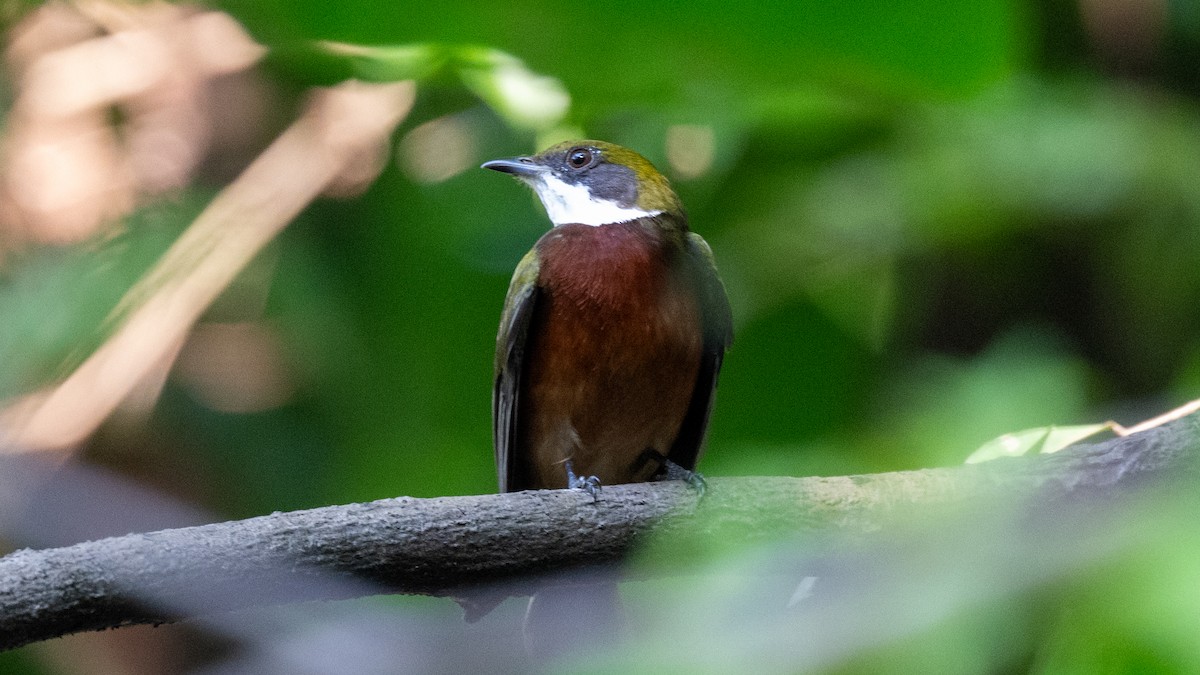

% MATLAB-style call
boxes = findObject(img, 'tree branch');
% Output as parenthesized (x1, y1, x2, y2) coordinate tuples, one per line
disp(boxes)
(1, 415, 1197, 651)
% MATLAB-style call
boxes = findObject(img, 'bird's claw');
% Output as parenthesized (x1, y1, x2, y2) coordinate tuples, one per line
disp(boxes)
(660, 459, 706, 497)
(565, 461, 602, 502)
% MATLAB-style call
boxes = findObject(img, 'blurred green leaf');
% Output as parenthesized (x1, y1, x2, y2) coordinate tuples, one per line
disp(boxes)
(454, 46, 571, 133)
(294, 42, 572, 135)
(219, 0, 1027, 97)
(865, 329, 1093, 470)
(317, 41, 448, 82)
(965, 423, 1112, 464)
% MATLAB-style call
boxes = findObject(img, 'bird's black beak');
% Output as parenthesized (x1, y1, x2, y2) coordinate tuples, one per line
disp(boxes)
(481, 157, 543, 177)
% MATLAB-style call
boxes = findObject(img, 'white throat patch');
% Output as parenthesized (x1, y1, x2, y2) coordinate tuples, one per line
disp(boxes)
(527, 174, 660, 227)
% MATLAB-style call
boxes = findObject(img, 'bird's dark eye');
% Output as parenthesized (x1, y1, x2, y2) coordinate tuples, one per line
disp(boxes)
(566, 147, 593, 169)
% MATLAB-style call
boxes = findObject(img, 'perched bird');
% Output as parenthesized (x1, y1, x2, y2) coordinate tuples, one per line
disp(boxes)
(482, 139, 732, 657)
(484, 140, 732, 497)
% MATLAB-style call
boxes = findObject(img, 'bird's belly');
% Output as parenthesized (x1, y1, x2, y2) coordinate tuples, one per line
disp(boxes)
(519, 288, 702, 489)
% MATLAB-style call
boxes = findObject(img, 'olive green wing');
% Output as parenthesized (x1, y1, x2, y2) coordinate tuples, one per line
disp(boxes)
(493, 248, 541, 493)
(667, 231, 734, 470)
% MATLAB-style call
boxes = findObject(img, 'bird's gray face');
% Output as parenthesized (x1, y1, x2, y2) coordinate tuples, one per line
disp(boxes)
(482, 145, 660, 227)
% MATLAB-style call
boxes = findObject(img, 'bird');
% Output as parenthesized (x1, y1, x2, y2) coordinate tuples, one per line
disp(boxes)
(481, 140, 732, 657)
(483, 139, 732, 497)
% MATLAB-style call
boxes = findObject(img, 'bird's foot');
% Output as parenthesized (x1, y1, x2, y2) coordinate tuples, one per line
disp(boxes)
(636, 449, 707, 496)
(659, 459, 707, 496)
(565, 460, 601, 502)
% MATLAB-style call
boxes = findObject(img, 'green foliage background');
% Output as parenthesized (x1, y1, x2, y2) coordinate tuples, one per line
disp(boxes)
(4, 0, 1200, 672)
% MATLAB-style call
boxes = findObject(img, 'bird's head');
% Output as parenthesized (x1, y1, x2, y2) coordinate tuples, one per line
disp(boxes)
(482, 140, 684, 228)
